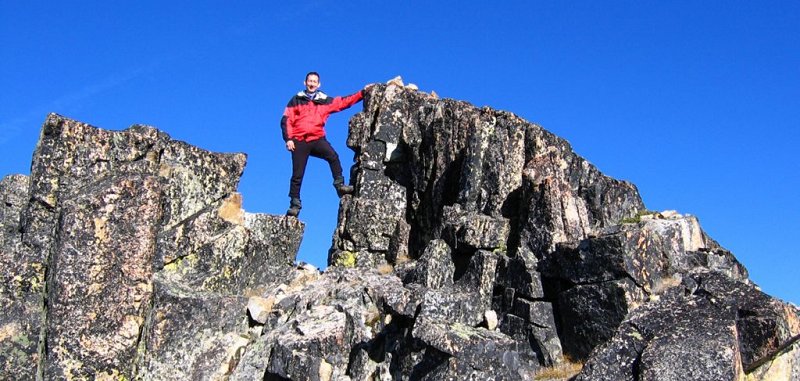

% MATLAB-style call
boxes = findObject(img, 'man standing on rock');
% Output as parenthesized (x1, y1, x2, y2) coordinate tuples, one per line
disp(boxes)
(280, 71, 371, 217)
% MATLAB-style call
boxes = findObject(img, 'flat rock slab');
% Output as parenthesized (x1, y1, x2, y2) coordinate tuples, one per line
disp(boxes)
(414, 317, 539, 380)
(137, 276, 250, 380)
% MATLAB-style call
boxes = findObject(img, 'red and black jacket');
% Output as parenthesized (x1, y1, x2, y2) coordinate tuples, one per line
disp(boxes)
(280, 90, 364, 142)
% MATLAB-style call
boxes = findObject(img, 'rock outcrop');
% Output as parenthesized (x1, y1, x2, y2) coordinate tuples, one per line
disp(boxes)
(323, 82, 799, 380)
(1, 82, 798, 380)
(0, 114, 304, 380)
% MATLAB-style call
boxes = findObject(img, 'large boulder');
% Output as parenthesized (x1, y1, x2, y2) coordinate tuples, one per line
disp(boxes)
(334, 84, 643, 266)
(413, 317, 539, 380)
(328, 83, 644, 372)
(545, 211, 748, 359)
(576, 271, 800, 381)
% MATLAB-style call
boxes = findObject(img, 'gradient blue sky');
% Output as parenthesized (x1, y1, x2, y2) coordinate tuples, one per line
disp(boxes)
(2, 2, 798, 304)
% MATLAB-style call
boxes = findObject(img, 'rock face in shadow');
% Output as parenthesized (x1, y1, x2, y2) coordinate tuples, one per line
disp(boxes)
(1, 85, 799, 381)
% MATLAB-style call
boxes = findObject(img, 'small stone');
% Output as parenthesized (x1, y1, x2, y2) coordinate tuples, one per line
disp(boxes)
(485, 310, 498, 331)
(275, 284, 288, 295)
(300, 263, 318, 273)
(386, 75, 404, 87)
(319, 359, 333, 381)
(247, 296, 275, 324)
(661, 210, 681, 219)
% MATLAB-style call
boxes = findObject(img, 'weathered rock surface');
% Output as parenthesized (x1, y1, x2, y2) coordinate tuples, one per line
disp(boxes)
(322, 83, 799, 380)
(576, 271, 800, 381)
(0, 174, 41, 380)
(44, 174, 162, 379)
(0, 114, 304, 380)
(2, 84, 798, 380)
(136, 276, 251, 380)
(746, 337, 800, 381)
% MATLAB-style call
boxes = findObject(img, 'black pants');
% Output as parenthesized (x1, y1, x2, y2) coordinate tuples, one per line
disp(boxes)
(289, 137, 343, 198)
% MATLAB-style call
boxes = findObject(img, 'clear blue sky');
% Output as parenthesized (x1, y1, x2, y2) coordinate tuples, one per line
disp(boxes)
(2, 2, 798, 305)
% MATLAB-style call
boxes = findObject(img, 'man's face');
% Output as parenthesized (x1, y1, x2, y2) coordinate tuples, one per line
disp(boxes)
(305, 75, 320, 92)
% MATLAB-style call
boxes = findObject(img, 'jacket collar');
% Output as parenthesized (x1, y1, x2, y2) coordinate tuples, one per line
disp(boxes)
(296, 90, 328, 102)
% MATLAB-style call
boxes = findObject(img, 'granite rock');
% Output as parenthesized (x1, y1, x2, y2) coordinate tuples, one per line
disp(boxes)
(0, 174, 41, 380)
(576, 272, 800, 381)
(0, 114, 303, 379)
(2, 86, 798, 381)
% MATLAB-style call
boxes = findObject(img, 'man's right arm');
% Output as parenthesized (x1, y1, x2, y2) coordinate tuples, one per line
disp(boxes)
(281, 98, 296, 151)
(280, 114, 290, 142)
(281, 97, 293, 142)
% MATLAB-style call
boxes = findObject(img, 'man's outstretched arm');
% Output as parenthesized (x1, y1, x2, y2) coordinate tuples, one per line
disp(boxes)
(326, 84, 375, 113)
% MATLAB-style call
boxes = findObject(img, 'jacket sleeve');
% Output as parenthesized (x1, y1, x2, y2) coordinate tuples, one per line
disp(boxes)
(280, 98, 294, 141)
(325, 90, 364, 114)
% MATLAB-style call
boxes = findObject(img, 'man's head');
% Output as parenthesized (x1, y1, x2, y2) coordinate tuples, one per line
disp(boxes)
(305, 72, 320, 93)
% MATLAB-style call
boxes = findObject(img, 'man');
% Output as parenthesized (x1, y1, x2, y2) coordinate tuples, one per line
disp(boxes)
(280, 71, 371, 217)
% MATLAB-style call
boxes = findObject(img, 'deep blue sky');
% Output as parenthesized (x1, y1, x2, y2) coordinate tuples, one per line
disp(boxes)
(2, 2, 798, 304)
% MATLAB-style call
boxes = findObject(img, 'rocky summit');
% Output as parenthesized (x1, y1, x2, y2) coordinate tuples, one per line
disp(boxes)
(1, 83, 798, 380)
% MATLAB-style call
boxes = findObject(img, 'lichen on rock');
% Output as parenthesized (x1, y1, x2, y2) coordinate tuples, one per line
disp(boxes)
(0, 114, 303, 380)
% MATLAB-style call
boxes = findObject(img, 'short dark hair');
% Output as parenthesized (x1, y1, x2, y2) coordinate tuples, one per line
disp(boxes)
(305, 71, 320, 81)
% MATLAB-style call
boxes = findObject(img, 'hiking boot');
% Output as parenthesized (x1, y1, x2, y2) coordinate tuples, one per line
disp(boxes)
(334, 177, 353, 197)
(286, 197, 302, 217)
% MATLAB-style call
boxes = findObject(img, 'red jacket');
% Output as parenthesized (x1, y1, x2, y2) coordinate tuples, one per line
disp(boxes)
(280, 90, 364, 142)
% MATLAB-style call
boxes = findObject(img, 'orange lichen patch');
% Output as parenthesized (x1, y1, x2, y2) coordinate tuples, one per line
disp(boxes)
(783, 304, 800, 335)
(377, 264, 394, 275)
(93, 216, 109, 245)
(218, 193, 244, 225)
(534, 356, 584, 380)
(0, 323, 21, 342)
(158, 162, 173, 177)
